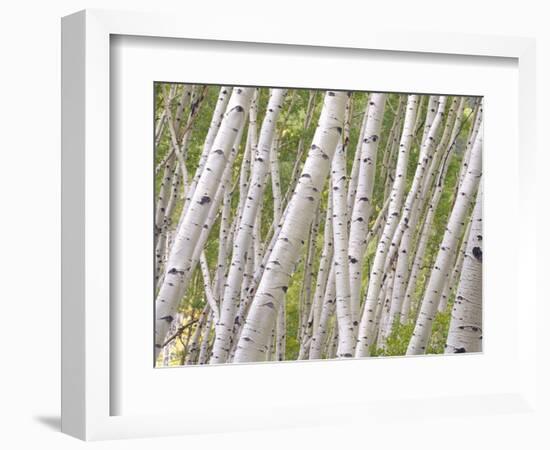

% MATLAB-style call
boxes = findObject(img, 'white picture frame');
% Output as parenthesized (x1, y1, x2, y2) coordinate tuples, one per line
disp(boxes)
(61, 9, 537, 441)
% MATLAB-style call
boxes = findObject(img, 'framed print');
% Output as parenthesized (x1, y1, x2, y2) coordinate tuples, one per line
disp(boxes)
(61, 9, 537, 441)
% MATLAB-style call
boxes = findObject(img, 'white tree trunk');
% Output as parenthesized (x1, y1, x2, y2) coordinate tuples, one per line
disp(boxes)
(154, 87, 254, 357)
(348, 93, 387, 323)
(420, 95, 439, 145)
(298, 211, 320, 345)
(458, 100, 483, 186)
(211, 89, 286, 363)
(275, 299, 286, 361)
(407, 129, 483, 355)
(445, 186, 482, 353)
(270, 133, 283, 225)
(387, 97, 449, 324)
(386, 97, 458, 330)
(346, 102, 369, 212)
(198, 312, 213, 364)
(233, 91, 347, 363)
(181, 86, 233, 217)
(353, 94, 420, 357)
(438, 217, 471, 313)
(298, 192, 333, 359)
(374, 96, 447, 298)
(331, 142, 355, 357)
(401, 98, 467, 322)
(309, 267, 336, 360)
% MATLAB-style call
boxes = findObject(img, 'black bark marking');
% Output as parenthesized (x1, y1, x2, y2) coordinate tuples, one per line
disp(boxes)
(472, 246, 482, 262)
(198, 196, 211, 205)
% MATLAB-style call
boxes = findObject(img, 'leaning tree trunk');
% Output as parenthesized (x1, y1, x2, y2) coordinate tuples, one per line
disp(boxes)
(154, 87, 254, 358)
(375, 96, 447, 299)
(348, 93, 387, 324)
(438, 217, 471, 313)
(309, 267, 336, 360)
(401, 98, 468, 322)
(298, 191, 334, 359)
(353, 95, 419, 357)
(180, 87, 233, 217)
(210, 89, 286, 364)
(445, 186, 483, 353)
(385, 97, 448, 328)
(233, 90, 347, 363)
(407, 129, 483, 355)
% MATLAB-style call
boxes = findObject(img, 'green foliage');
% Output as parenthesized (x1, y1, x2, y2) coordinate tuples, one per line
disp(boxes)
(155, 84, 477, 364)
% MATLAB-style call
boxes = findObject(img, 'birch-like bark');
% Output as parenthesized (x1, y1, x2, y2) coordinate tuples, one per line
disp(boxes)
(298, 193, 333, 359)
(211, 89, 286, 363)
(401, 98, 467, 320)
(346, 102, 370, 213)
(181, 86, 233, 217)
(445, 186, 482, 353)
(198, 312, 213, 364)
(418, 97, 459, 205)
(215, 187, 232, 299)
(348, 93, 387, 323)
(270, 133, 283, 225)
(169, 127, 246, 362)
(412, 96, 426, 138)
(331, 142, 355, 356)
(154, 87, 254, 357)
(237, 91, 258, 222)
(353, 95, 419, 357)
(199, 253, 219, 323)
(233, 91, 347, 363)
(185, 306, 210, 365)
(407, 129, 483, 355)
(378, 97, 447, 286)
(380, 96, 405, 194)
(388, 98, 450, 318)
(387, 98, 461, 329)
(282, 92, 317, 209)
(309, 267, 336, 360)
(458, 100, 483, 186)
(298, 211, 320, 344)
(327, 319, 339, 360)
(275, 299, 286, 361)
(376, 267, 395, 349)
(438, 216, 471, 313)
(420, 95, 439, 145)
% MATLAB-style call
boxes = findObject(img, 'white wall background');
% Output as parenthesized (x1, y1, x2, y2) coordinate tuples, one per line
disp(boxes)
(0, 1, 547, 449)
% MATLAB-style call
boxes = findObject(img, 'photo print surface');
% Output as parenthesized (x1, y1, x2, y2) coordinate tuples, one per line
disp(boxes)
(154, 85, 483, 367)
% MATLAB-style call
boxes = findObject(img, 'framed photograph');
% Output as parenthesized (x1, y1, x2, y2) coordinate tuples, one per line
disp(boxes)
(61, 9, 537, 441)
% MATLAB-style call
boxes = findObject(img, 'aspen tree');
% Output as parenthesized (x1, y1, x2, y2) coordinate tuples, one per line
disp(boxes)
(155, 87, 254, 357)
(331, 141, 355, 356)
(354, 95, 420, 357)
(407, 129, 482, 355)
(211, 89, 286, 363)
(234, 91, 347, 363)
(445, 186, 483, 353)
(348, 93, 387, 323)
